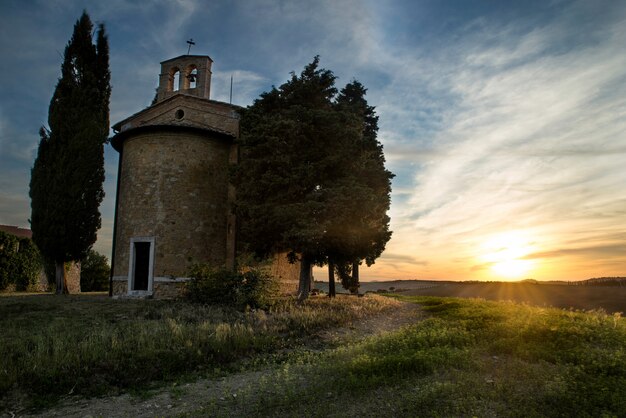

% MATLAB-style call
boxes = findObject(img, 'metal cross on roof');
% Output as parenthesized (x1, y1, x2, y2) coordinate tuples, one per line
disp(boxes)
(186, 38, 195, 55)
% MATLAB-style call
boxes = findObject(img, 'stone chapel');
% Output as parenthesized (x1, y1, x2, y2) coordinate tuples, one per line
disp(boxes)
(109, 54, 300, 298)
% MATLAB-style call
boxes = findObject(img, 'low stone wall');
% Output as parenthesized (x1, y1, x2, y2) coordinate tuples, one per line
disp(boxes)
(153, 281, 187, 299)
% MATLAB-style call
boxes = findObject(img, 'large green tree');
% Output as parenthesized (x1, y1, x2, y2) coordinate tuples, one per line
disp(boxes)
(328, 81, 394, 296)
(234, 58, 393, 300)
(235, 58, 352, 299)
(30, 12, 110, 294)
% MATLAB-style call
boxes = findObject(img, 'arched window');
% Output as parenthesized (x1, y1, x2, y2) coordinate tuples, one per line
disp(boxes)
(189, 68, 198, 89)
(184, 65, 198, 90)
(170, 67, 180, 92)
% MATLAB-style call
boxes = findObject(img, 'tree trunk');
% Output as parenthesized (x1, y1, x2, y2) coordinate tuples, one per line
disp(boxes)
(55, 260, 67, 295)
(328, 259, 336, 298)
(352, 260, 360, 294)
(297, 256, 312, 301)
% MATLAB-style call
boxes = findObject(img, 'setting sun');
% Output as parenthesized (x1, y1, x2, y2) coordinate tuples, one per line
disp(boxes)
(481, 232, 536, 279)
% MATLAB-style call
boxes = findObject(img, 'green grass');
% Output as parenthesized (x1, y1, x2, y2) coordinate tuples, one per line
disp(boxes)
(0, 293, 397, 409)
(189, 296, 626, 417)
(3, 294, 626, 416)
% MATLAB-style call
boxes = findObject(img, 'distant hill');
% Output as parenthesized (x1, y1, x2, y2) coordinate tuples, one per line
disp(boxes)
(518, 278, 626, 286)
(582, 277, 626, 286)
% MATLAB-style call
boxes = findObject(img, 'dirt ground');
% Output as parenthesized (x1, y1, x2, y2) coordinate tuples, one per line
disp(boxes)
(16, 299, 422, 418)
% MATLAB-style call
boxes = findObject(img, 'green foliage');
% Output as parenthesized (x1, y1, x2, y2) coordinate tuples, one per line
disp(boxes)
(29, 11, 110, 273)
(335, 262, 359, 294)
(13, 238, 42, 291)
(0, 231, 17, 289)
(328, 81, 393, 267)
(80, 250, 110, 292)
(0, 231, 42, 291)
(234, 57, 393, 298)
(185, 264, 278, 309)
(234, 57, 347, 262)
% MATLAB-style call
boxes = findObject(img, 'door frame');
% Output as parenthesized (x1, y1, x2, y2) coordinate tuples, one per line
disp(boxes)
(127, 236, 155, 296)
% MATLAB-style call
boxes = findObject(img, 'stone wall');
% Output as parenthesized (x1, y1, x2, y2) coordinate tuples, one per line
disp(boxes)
(113, 130, 232, 281)
(268, 252, 302, 295)
(112, 279, 127, 296)
(116, 95, 239, 139)
(112, 278, 187, 300)
(153, 281, 187, 299)
(65, 261, 81, 294)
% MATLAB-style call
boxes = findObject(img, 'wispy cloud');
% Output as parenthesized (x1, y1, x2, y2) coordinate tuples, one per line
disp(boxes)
(525, 244, 626, 260)
(211, 70, 268, 105)
(335, 0, 626, 280)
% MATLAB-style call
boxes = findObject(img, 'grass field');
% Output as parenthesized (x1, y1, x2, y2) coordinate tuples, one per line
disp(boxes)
(190, 295, 626, 417)
(2, 293, 625, 417)
(399, 282, 626, 313)
(0, 293, 397, 411)
(318, 280, 626, 313)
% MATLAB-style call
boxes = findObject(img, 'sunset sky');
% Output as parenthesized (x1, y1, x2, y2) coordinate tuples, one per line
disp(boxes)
(1, 0, 625, 282)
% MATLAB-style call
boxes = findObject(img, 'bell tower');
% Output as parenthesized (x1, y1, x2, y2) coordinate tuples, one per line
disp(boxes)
(156, 55, 213, 102)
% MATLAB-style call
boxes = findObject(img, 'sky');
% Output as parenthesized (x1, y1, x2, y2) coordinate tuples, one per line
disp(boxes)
(1, 0, 625, 282)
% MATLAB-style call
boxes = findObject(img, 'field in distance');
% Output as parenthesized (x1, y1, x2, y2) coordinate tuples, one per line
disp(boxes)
(316, 279, 626, 313)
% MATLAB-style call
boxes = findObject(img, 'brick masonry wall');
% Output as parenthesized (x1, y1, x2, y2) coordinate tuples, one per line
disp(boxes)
(113, 130, 232, 280)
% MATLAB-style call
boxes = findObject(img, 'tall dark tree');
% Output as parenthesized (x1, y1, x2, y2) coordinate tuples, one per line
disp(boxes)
(30, 12, 110, 294)
(235, 58, 358, 300)
(324, 81, 394, 296)
(235, 58, 393, 300)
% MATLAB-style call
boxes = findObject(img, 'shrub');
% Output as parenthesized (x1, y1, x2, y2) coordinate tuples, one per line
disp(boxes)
(237, 269, 278, 308)
(80, 250, 110, 291)
(13, 238, 42, 290)
(0, 231, 43, 291)
(186, 264, 277, 309)
(0, 231, 18, 290)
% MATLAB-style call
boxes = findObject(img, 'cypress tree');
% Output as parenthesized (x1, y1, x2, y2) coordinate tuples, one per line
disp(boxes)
(328, 80, 394, 296)
(235, 58, 350, 299)
(29, 11, 110, 294)
(235, 59, 393, 300)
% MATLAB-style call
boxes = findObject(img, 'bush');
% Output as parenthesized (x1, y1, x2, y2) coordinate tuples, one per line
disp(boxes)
(0, 231, 18, 290)
(185, 264, 277, 309)
(13, 238, 42, 290)
(0, 231, 43, 291)
(80, 250, 110, 291)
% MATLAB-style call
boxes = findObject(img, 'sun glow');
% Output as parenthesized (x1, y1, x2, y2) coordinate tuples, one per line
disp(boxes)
(480, 232, 536, 279)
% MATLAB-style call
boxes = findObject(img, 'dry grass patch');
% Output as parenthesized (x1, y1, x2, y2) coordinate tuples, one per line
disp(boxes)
(0, 293, 397, 410)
